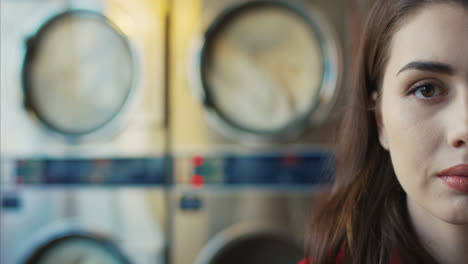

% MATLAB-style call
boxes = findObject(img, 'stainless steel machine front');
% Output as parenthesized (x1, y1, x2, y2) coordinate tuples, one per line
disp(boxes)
(0, 0, 167, 158)
(0, 1, 169, 263)
(169, 0, 369, 263)
(171, 187, 320, 264)
(170, 0, 369, 150)
(0, 187, 167, 264)
(170, 150, 335, 264)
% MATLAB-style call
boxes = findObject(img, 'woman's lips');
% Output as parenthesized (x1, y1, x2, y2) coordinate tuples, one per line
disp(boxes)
(438, 164, 468, 193)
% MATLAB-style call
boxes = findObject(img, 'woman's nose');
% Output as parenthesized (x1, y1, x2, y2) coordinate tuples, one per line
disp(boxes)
(447, 86, 468, 149)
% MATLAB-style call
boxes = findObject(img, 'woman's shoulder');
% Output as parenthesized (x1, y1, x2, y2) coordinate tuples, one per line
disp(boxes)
(297, 256, 342, 264)
(297, 255, 343, 264)
(298, 245, 345, 264)
(298, 258, 312, 264)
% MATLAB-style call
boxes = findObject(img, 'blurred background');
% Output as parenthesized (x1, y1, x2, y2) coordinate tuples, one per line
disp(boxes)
(0, 0, 371, 263)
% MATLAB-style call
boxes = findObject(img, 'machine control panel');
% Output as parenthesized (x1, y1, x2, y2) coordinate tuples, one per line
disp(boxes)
(176, 150, 335, 187)
(14, 157, 169, 185)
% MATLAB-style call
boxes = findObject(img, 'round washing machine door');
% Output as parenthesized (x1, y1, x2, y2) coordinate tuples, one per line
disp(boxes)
(22, 10, 137, 138)
(23, 232, 130, 264)
(195, 0, 342, 142)
(196, 232, 303, 264)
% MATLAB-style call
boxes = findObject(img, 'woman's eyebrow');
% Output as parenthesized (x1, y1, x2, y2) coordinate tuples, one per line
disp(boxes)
(397, 61, 455, 76)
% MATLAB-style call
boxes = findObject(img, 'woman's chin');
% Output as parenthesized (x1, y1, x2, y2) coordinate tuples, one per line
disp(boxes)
(437, 202, 468, 225)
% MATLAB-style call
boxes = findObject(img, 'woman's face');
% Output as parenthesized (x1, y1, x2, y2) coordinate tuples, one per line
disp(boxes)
(378, 3, 468, 224)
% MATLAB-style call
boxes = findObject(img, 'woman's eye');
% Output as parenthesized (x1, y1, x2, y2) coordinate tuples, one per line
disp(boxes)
(410, 82, 445, 100)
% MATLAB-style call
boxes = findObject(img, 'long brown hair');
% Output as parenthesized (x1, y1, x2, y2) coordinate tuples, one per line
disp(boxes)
(306, 0, 468, 263)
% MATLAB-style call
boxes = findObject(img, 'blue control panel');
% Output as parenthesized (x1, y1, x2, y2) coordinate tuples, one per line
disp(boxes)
(15, 157, 169, 185)
(1, 193, 21, 210)
(179, 195, 203, 210)
(12, 151, 334, 186)
(192, 151, 335, 186)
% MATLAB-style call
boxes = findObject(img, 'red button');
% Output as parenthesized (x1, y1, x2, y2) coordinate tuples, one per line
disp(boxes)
(191, 174, 205, 189)
(192, 155, 204, 167)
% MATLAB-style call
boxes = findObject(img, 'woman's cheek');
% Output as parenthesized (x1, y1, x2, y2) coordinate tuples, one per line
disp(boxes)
(382, 95, 441, 185)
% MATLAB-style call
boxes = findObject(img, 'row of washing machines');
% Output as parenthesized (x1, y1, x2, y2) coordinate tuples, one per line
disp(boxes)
(0, 0, 370, 263)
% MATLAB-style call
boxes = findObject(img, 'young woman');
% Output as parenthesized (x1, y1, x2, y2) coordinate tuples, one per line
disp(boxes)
(302, 0, 468, 263)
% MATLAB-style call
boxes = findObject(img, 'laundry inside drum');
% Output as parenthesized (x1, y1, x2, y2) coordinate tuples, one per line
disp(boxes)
(205, 6, 324, 133)
(25, 12, 135, 135)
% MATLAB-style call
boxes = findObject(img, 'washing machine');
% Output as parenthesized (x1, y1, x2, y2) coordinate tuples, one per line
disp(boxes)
(0, 154, 169, 264)
(0, 170, 168, 264)
(170, 150, 334, 264)
(0, 0, 170, 263)
(0, 0, 167, 158)
(169, 0, 370, 263)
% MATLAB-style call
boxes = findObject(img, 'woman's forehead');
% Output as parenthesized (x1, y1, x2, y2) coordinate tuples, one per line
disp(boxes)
(386, 3, 468, 77)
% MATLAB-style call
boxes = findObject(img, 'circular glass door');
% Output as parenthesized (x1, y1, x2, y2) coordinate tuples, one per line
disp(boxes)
(22, 10, 136, 136)
(199, 1, 340, 138)
(206, 233, 303, 264)
(24, 234, 130, 264)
